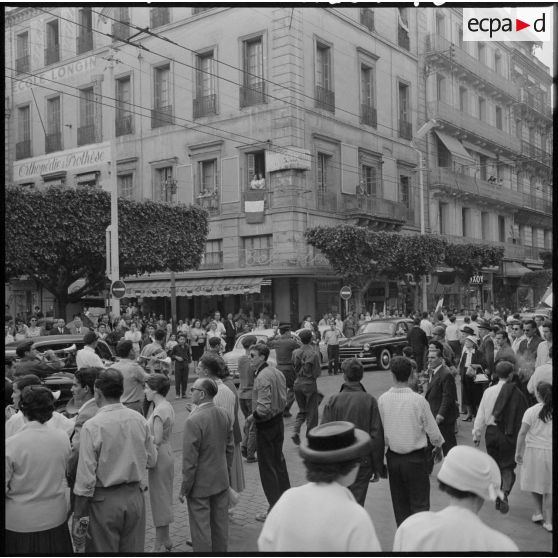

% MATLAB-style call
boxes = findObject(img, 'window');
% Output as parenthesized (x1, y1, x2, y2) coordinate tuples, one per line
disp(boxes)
(398, 8, 410, 50)
(494, 50, 502, 74)
(461, 207, 471, 237)
(45, 20, 60, 66)
(45, 96, 62, 153)
(479, 154, 488, 181)
(157, 167, 176, 203)
(498, 216, 506, 242)
(360, 165, 378, 197)
(436, 74, 446, 102)
(118, 174, 134, 199)
(436, 136, 451, 167)
(196, 159, 219, 214)
(242, 235, 272, 267)
(399, 175, 411, 209)
(112, 7, 130, 41)
(459, 86, 468, 112)
(481, 212, 490, 240)
(241, 36, 265, 107)
(316, 153, 330, 195)
(16, 32, 29, 74)
(436, 13, 445, 38)
(495, 106, 503, 130)
(360, 8, 374, 32)
(194, 51, 217, 118)
(78, 87, 95, 146)
(152, 65, 173, 128)
(77, 8, 93, 54)
(516, 119, 522, 139)
(478, 96, 486, 120)
(200, 240, 223, 269)
(398, 83, 412, 139)
(247, 151, 266, 187)
(315, 43, 334, 112)
(438, 202, 448, 234)
(115, 76, 133, 136)
(16, 105, 31, 159)
(360, 64, 376, 126)
(477, 42, 485, 64)
(150, 7, 170, 28)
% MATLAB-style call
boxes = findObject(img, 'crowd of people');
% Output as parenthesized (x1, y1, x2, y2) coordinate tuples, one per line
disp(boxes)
(4, 302, 553, 553)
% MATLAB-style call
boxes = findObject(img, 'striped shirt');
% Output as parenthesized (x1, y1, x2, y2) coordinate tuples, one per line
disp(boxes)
(378, 387, 444, 453)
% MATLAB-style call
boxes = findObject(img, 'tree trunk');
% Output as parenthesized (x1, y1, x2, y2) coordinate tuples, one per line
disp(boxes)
(55, 294, 69, 321)
(355, 276, 376, 314)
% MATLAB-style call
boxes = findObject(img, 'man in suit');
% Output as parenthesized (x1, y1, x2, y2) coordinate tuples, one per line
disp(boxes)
(68, 315, 90, 336)
(477, 319, 495, 380)
(179, 377, 234, 553)
(51, 318, 70, 335)
(517, 319, 543, 399)
(425, 343, 458, 460)
(407, 318, 428, 373)
(224, 313, 237, 353)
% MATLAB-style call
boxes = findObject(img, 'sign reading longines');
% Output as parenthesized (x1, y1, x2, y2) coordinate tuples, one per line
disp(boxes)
(14, 142, 111, 181)
(14, 55, 97, 92)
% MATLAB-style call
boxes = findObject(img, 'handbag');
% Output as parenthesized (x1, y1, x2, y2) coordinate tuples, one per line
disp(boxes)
(474, 372, 490, 384)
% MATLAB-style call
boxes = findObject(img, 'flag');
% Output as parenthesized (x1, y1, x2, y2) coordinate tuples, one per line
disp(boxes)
(245, 189, 266, 224)
(434, 296, 444, 314)
(540, 284, 552, 307)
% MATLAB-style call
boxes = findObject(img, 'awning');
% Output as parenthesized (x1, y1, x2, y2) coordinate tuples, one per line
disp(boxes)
(501, 261, 532, 277)
(435, 130, 475, 163)
(125, 277, 266, 298)
(68, 278, 86, 294)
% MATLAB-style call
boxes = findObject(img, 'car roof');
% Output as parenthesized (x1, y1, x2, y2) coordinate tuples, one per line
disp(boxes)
(238, 329, 277, 339)
(5, 335, 113, 355)
(360, 318, 413, 325)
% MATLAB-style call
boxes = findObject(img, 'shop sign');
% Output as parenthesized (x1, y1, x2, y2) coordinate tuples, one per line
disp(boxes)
(265, 147, 312, 172)
(469, 274, 484, 284)
(14, 55, 97, 92)
(14, 142, 110, 181)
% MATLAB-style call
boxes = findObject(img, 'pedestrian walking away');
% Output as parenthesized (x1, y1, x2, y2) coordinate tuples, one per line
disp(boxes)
(321, 358, 384, 505)
(258, 421, 382, 552)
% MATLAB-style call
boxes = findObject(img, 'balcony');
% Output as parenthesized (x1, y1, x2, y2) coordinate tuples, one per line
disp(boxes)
(115, 115, 133, 136)
(240, 248, 272, 268)
(241, 189, 273, 211)
(427, 100, 521, 155)
(193, 94, 217, 118)
(15, 55, 29, 75)
(76, 31, 93, 55)
(44, 45, 60, 66)
(438, 234, 535, 262)
(425, 34, 519, 102)
(516, 88, 552, 120)
(430, 167, 524, 207)
(112, 21, 130, 42)
(77, 124, 96, 146)
(45, 132, 62, 153)
(239, 82, 265, 108)
(342, 194, 408, 223)
(315, 85, 335, 112)
(520, 140, 551, 167)
(150, 8, 170, 28)
(399, 119, 412, 140)
(15, 140, 31, 160)
(361, 105, 377, 127)
(199, 251, 223, 270)
(522, 193, 552, 214)
(151, 105, 173, 128)
(195, 190, 220, 216)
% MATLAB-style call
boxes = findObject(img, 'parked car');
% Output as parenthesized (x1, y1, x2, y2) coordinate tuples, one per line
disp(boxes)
(5, 335, 116, 412)
(338, 319, 414, 370)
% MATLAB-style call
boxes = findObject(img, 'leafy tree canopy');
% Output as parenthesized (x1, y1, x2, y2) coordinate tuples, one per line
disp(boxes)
(443, 243, 504, 283)
(520, 269, 552, 291)
(538, 250, 552, 270)
(6, 186, 209, 312)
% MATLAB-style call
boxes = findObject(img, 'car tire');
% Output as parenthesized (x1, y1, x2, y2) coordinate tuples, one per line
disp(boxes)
(378, 348, 391, 371)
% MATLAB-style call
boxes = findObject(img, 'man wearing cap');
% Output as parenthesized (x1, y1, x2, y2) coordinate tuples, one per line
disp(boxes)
(76, 332, 105, 371)
(321, 358, 384, 506)
(267, 323, 299, 417)
(258, 421, 382, 552)
(393, 446, 518, 551)
(477, 318, 495, 380)
(378, 356, 444, 526)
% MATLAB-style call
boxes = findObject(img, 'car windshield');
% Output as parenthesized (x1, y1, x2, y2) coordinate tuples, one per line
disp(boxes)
(357, 322, 395, 335)
(235, 334, 270, 350)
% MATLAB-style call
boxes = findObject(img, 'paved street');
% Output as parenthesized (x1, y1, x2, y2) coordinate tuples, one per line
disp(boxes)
(143, 368, 552, 553)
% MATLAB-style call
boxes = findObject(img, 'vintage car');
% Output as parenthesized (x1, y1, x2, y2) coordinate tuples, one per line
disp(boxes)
(338, 318, 414, 370)
(5, 335, 116, 411)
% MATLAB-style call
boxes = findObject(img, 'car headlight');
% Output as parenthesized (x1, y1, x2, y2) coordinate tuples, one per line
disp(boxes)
(363, 343, 370, 351)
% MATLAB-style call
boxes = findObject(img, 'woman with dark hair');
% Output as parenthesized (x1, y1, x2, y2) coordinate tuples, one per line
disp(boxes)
(189, 319, 205, 368)
(5, 385, 73, 554)
(144, 373, 175, 551)
(515, 381, 553, 532)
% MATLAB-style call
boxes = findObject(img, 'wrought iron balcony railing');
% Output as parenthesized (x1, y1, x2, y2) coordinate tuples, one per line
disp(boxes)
(15, 139, 31, 160)
(199, 251, 223, 270)
(77, 124, 96, 146)
(115, 114, 133, 136)
(399, 119, 412, 140)
(239, 81, 265, 108)
(45, 131, 62, 153)
(76, 31, 93, 54)
(361, 104, 377, 127)
(193, 94, 217, 118)
(15, 55, 29, 74)
(44, 45, 60, 66)
(151, 105, 174, 128)
(315, 85, 335, 112)
(240, 248, 273, 267)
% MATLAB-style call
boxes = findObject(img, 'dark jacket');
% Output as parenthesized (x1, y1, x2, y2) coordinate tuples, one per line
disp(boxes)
(493, 381, 528, 443)
(224, 319, 237, 339)
(407, 326, 428, 351)
(425, 364, 458, 424)
(479, 334, 495, 378)
(268, 333, 299, 367)
(171, 343, 192, 373)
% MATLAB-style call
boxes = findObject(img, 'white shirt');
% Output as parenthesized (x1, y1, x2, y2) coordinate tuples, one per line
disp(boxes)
(6, 410, 75, 438)
(420, 319, 433, 337)
(213, 380, 236, 423)
(258, 482, 381, 552)
(535, 341, 551, 368)
(76, 345, 105, 370)
(511, 334, 526, 354)
(469, 321, 480, 336)
(393, 506, 518, 552)
(472, 379, 505, 438)
(527, 363, 552, 395)
(522, 403, 552, 450)
(445, 323, 460, 342)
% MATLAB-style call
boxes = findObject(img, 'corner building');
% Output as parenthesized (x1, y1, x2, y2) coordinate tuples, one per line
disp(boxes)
(5, 7, 552, 320)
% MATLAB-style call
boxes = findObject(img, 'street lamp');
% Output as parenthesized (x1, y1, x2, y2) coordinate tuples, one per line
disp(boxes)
(410, 119, 439, 312)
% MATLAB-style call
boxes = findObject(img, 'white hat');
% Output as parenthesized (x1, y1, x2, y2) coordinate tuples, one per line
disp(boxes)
(438, 446, 503, 502)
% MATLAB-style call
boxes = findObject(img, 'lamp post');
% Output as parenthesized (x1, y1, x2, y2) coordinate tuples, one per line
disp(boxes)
(410, 119, 439, 313)
(162, 177, 178, 330)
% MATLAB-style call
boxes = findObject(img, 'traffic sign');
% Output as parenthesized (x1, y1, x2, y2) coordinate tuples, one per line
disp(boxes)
(340, 285, 352, 300)
(111, 280, 127, 299)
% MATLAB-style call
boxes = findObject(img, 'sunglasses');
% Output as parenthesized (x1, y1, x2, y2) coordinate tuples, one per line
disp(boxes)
(190, 387, 204, 393)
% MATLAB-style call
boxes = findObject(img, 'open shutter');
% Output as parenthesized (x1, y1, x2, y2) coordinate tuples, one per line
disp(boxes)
(341, 143, 358, 194)
(221, 156, 240, 203)
(177, 164, 193, 204)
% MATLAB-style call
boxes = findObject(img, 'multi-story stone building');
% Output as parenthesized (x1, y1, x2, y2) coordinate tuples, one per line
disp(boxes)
(5, 6, 552, 321)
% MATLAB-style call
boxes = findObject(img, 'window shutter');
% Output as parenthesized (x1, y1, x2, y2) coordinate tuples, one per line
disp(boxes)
(341, 143, 358, 194)
(221, 156, 239, 203)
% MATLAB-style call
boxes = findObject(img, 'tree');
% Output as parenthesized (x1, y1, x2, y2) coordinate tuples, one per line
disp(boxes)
(520, 269, 552, 306)
(443, 244, 505, 283)
(539, 250, 552, 269)
(6, 186, 209, 317)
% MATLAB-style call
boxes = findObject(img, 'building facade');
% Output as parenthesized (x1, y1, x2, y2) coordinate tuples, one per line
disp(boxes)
(5, 7, 552, 322)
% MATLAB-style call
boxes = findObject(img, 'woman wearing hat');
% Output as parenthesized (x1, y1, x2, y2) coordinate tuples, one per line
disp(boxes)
(458, 335, 487, 421)
(257, 421, 381, 552)
(393, 445, 518, 551)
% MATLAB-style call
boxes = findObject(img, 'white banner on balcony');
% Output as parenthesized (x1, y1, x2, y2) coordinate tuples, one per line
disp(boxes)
(245, 190, 265, 224)
(265, 147, 311, 172)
